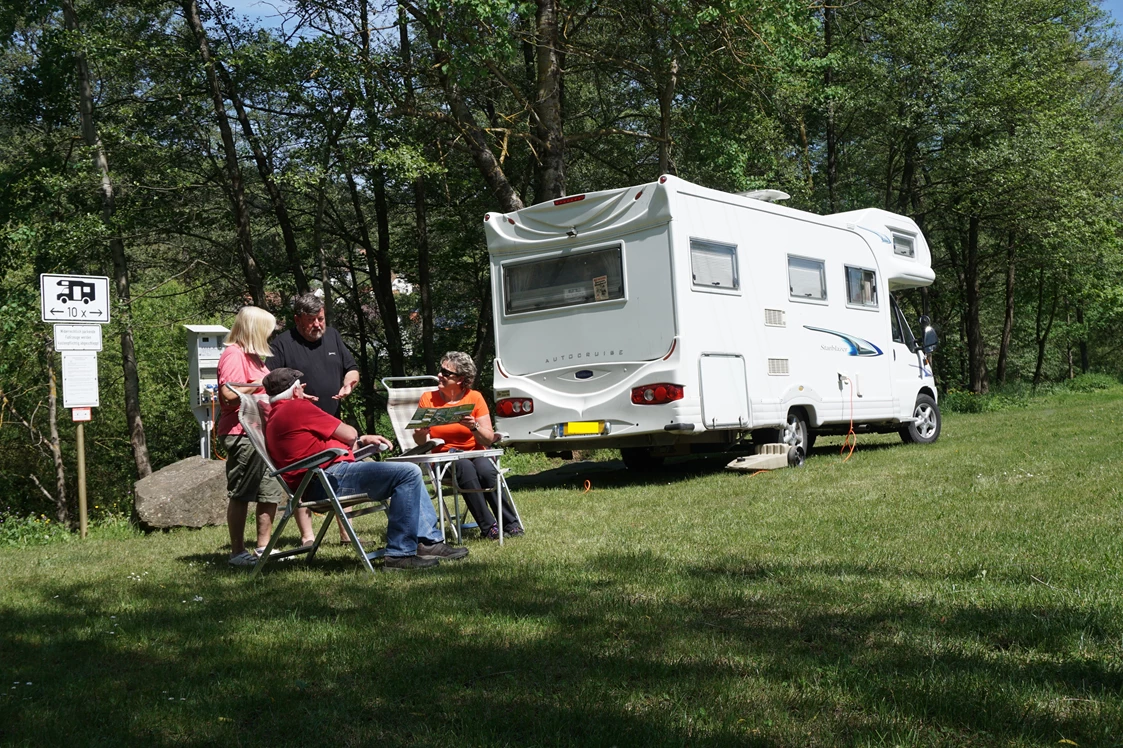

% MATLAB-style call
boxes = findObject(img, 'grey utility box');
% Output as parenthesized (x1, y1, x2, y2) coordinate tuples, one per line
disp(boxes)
(184, 324, 229, 458)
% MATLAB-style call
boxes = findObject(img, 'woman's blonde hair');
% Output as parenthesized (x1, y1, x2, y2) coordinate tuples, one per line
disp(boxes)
(224, 306, 276, 358)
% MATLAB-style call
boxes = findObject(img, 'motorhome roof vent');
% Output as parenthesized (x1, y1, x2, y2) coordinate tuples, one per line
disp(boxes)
(738, 189, 791, 203)
(768, 358, 790, 376)
(764, 309, 786, 327)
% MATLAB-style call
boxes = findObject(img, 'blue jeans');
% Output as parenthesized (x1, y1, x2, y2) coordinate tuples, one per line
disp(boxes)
(317, 460, 442, 557)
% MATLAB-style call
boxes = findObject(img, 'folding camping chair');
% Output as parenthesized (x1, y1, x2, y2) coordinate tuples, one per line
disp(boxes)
(381, 376, 523, 545)
(227, 384, 390, 577)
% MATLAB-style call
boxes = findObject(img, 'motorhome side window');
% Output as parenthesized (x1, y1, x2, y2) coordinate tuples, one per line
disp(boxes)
(788, 256, 827, 301)
(890, 295, 915, 347)
(503, 245, 625, 315)
(845, 266, 878, 308)
(690, 239, 738, 291)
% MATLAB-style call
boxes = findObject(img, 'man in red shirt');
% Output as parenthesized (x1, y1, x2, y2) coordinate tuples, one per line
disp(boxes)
(263, 368, 467, 570)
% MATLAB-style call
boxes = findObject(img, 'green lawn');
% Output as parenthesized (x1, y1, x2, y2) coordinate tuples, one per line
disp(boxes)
(2, 390, 1122, 746)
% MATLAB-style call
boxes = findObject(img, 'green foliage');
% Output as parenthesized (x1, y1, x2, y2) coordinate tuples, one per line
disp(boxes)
(1062, 372, 1120, 392)
(939, 388, 1030, 413)
(0, 512, 73, 547)
(0, 510, 138, 547)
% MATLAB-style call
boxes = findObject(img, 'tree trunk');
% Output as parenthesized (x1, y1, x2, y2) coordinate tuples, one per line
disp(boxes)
(345, 245, 379, 429)
(472, 279, 494, 382)
(215, 59, 309, 295)
(1066, 307, 1073, 380)
(1077, 306, 1089, 374)
(996, 233, 1015, 386)
(883, 137, 898, 210)
(182, 0, 266, 307)
(964, 215, 988, 393)
(824, 3, 838, 213)
(657, 57, 678, 176)
(315, 189, 333, 328)
(897, 143, 916, 215)
(398, 4, 436, 375)
(371, 167, 405, 376)
(1032, 268, 1058, 390)
(46, 361, 71, 527)
(798, 117, 814, 191)
(62, 0, 152, 479)
(313, 113, 349, 329)
(413, 173, 435, 374)
(533, 0, 565, 201)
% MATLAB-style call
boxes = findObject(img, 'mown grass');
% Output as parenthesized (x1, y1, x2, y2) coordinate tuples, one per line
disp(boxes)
(2, 389, 1122, 746)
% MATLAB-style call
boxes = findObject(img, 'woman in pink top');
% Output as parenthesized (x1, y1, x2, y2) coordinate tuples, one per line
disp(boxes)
(217, 307, 297, 566)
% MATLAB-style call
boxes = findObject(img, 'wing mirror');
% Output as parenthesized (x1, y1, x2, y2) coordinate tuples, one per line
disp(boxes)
(918, 315, 938, 353)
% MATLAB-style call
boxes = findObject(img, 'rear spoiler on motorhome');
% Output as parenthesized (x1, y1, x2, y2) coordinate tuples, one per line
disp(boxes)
(483, 180, 673, 252)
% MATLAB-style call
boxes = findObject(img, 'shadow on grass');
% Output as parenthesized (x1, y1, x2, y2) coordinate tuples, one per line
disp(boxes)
(508, 453, 753, 491)
(3, 546, 1120, 746)
(507, 440, 912, 493)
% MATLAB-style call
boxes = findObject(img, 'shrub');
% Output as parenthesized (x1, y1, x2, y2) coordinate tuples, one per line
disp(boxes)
(0, 512, 74, 548)
(939, 388, 1029, 414)
(1063, 372, 1120, 392)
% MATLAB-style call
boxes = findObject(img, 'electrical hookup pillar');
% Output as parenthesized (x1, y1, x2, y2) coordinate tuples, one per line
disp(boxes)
(185, 325, 228, 459)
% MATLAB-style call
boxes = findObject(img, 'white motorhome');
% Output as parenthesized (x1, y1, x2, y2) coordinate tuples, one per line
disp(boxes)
(483, 175, 940, 469)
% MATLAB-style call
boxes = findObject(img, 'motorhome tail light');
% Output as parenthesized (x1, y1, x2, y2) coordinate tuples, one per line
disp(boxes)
(495, 397, 534, 417)
(630, 383, 684, 405)
(553, 194, 585, 206)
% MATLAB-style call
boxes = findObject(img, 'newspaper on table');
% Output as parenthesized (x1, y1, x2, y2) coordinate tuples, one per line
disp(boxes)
(406, 402, 475, 430)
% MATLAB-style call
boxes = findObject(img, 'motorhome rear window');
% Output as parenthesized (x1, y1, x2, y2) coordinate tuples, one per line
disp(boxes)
(788, 256, 826, 301)
(690, 239, 738, 290)
(846, 266, 878, 308)
(503, 246, 624, 315)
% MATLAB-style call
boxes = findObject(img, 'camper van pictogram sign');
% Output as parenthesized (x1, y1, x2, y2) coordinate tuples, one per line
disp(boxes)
(40, 274, 111, 324)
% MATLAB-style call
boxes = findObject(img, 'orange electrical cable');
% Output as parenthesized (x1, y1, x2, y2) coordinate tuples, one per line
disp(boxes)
(840, 378, 857, 462)
(582, 479, 592, 493)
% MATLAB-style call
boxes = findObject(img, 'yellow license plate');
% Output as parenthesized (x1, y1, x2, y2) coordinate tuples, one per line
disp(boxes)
(563, 421, 605, 436)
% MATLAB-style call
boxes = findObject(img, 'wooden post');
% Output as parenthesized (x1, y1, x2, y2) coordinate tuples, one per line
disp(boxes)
(77, 422, 87, 538)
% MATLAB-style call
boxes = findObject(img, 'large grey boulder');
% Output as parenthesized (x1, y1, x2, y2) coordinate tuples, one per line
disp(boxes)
(135, 456, 227, 530)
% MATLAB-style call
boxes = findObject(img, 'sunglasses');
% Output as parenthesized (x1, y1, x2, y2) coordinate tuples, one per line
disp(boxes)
(438, 367, 462, 379)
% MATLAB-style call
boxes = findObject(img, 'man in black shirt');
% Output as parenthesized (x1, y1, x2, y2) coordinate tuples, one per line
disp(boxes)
(269, 293, 359, 420)
(270, 292, 362, 545)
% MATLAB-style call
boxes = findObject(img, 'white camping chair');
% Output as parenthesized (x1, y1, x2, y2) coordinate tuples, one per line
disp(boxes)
(381, 376, 523, 545)
(227, 384, 390, 577)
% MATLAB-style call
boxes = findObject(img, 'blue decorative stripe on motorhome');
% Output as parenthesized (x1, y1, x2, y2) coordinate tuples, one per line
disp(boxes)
(855, 225, 892, 243)
(804, 326, 884, 357)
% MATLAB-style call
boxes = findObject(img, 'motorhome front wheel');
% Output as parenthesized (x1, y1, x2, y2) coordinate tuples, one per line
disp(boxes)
(900, 394, 941, 445)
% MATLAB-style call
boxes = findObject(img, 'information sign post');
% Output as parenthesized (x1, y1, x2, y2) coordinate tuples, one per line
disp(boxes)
(41, 273, 110, 539)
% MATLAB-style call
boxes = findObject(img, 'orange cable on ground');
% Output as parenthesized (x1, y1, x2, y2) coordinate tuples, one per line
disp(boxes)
(840, 377, 857, 462)
(582, 479, 592, 493)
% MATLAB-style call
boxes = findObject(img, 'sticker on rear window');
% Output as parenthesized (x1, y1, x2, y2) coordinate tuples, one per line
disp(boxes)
(593, 275, 608, 301)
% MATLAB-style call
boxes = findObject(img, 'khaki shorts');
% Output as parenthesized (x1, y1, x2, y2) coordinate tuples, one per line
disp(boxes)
(223, 435, 285, 504)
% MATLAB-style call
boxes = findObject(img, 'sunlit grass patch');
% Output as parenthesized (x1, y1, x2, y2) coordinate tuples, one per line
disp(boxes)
(1, 389, 1122, 745)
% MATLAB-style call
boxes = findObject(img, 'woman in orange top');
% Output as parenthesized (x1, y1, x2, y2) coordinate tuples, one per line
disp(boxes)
(413, 351, 522, 539)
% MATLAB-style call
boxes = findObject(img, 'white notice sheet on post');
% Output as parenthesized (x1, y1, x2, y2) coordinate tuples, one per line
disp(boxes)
(62, 351, 99, 408)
